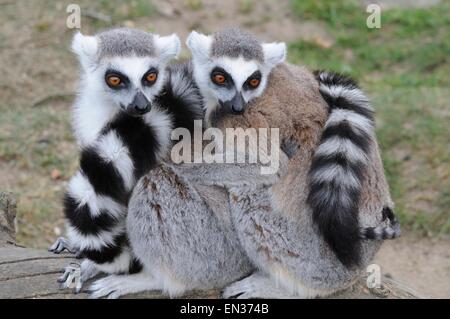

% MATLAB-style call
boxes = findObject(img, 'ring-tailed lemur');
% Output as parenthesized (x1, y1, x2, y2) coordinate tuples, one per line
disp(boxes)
(183, 28, 400, 298)
(187, 28, 400, 263)
(48, 28, 203, 291)
(86, 28, 399, 299)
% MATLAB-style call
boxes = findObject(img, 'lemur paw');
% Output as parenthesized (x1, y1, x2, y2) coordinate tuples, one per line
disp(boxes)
(88, 273, 161, 299)
(222, 274, 274, 299)
(57, 263, 83, 293)
(88, 275, 148, 299)
(57, 259, 99, 293)
(48, 237, 78, 255)
(88, 275, 125, 299)
(222, 280, 258, 299)
(222, 273, 293, 299)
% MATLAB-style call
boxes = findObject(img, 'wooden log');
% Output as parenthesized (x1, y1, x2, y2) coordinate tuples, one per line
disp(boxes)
(0, 191, 16, 245)
(0, 191, 421, 299)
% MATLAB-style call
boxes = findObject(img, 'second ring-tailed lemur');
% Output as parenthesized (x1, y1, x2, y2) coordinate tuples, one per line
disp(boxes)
(87, 29, 399, 299)
(48, 28, 203, 290)
(184, 28, 400, 298)
(186, 28, 400, 266)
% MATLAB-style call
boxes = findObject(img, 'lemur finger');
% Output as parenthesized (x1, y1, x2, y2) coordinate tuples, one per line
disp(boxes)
(75, 280, 83, 294)
(57, 263, 81, 292)
(54, 244, 65, 254)
(107, 292, 122, 299)
(88, 284, 116, 299)
(49, 237, 77, 254)
(59, 271, 75, 290)
(57, 270, 70, 283)
(89, 290, 112, 299)
(222, 281, 252, 299)
(48, 237, 64, 253)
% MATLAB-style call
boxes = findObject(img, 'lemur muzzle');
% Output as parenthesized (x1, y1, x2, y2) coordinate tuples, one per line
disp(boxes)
(128, 91, 151, 115)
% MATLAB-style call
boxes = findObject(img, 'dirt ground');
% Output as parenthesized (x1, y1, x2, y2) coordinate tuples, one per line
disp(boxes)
(375, 233, 449, 298)
(0, 0, 448, 298)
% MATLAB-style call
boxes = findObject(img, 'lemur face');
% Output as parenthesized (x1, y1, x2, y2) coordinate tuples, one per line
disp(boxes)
(95, 55, 165, 116)
(186, 29, 286, 123)
(72, 29, 180, 117)
(200, 56, 264, 115)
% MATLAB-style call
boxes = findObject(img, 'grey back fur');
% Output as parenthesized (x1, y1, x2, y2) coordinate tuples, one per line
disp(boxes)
(211, 28, 264, 62)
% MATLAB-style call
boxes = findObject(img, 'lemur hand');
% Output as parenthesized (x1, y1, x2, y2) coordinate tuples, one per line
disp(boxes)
(48, 236, 79, 255)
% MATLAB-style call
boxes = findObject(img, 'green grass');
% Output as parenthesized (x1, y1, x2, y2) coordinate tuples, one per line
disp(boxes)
(289, 1, 450, 86)
(186, 0, 203, 11)
(374, 87, 449, 235)
(87, 0, 155, 26)
(0, 106, 74, 174)
(0, 104, 78, 245)
(239, 0, 254, 15)
(289, 0, 450, 235)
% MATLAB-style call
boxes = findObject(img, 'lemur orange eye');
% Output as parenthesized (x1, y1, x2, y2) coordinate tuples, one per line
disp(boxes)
(249, 78, 260, 88)
(146, 72, 157, 83)
(106, 75, 121, 87)
(213, 74, 226, 84)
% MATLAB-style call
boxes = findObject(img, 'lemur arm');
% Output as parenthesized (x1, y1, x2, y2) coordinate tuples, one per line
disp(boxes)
(170, 149, 289, 188)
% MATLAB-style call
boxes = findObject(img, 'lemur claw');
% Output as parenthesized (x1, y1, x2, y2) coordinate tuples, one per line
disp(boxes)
(57, 271, 69, 283)
(49, 237, 78, 254)
(58, 263, 82, 293)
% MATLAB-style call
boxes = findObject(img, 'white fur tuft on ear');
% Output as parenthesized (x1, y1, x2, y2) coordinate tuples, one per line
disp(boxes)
(262, 42, 286, 68)
(154, 34, 181, 62)
(71, 32, 99, 70)
(186, 31, 212, 62)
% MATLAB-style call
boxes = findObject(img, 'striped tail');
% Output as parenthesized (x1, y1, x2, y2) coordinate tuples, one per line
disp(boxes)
(159, 61, 204, 132)
(307, 71, 375, 267)
(64, 114, 160, 273)
(360, 207, 401, 240)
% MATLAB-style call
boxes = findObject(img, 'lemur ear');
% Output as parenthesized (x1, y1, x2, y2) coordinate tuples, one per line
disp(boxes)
(186, 31, 212, 62)
(154, 34, 181, 63)
(71, 32, 99, 70)
(262, 42, 286, 68)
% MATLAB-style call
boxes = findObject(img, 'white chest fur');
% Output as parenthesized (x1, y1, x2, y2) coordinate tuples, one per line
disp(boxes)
(71, 89, 118, 148)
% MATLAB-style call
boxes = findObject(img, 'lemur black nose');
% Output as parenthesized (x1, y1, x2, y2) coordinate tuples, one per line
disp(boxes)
(130, 91, 151, 115)
(134, 104, 150, 113)
(231, 104, 245, 114)
(226, 92, 247, 115)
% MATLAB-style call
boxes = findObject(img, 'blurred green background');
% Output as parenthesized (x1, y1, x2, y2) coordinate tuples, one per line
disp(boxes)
(0, 0, 448, 297)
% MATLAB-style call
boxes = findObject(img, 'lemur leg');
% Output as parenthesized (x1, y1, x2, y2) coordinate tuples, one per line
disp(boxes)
(48, 237, 78, 255)
(80, 259, 100, 282)
(226, 184, 357, 298)
(89, 272, 160, 299)
(126, 165, 254, 297)
(223, 272, 296, 299)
